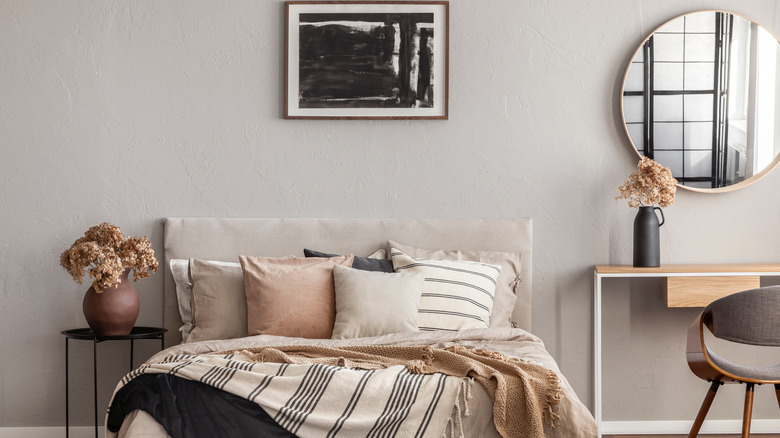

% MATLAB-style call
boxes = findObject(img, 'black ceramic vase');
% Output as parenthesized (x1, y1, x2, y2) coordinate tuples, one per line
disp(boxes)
(633, 206, 665, 267)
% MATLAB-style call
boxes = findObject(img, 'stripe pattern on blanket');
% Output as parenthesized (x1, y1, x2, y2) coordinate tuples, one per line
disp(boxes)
(112, 353, 460, 438)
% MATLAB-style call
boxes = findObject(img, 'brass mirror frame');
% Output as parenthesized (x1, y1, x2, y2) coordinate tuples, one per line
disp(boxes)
(620, 10, 780, 193)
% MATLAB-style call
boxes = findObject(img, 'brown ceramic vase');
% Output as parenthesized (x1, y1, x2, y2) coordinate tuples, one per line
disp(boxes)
(82, 269, 140, 336)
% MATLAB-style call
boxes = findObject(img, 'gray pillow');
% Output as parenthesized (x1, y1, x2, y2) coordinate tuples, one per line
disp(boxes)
(304, 248, 394, 272)
(331, 265, 423, 339)
(171, 258, 243, 343)
(187, 258, 247, 343)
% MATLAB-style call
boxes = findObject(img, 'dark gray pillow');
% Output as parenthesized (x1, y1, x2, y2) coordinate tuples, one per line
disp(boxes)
(303, 249, 394, 273)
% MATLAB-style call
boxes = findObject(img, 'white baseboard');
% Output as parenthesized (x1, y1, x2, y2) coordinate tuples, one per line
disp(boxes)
(0, 426, 104, 438)
(602, 419, 780, 434)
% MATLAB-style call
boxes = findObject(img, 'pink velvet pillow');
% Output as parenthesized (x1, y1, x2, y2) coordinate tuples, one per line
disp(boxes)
(239, 255, 354, 339)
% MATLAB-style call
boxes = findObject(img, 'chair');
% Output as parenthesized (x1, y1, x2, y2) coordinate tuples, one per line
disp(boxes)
(686, 286, 780, 438)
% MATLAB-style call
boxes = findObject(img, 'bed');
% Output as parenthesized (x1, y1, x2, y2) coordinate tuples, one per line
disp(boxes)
(107, 218, 596, 437)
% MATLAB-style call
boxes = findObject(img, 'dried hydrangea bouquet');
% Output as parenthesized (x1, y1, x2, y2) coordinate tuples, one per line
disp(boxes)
(616, 157, 677, 267)
(60, 222, 158, 335)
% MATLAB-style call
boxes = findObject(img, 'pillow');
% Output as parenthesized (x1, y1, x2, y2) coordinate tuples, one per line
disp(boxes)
(391, 249, 501, 332)
(304, 248, 393, 273)
(240, 255, 354, 339)
(170, 258, 194, 341)
(388, 241, 522, 328)
(187, 258, 248, 343)
(331, 265, 424, 339)
(170, 258, 242, 342)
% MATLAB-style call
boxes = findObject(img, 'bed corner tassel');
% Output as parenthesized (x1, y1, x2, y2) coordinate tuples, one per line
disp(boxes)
(443, 377, 474, 438)
(543, 369, 564, 429)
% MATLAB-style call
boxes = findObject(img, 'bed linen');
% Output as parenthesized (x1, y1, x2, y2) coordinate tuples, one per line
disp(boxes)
(109, 374, 297, 437)
(111, 360, 460, 438)
(110, 328, 596, 438)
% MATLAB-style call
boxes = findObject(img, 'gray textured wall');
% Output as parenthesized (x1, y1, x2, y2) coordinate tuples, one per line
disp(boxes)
(2, 0, 780, 428)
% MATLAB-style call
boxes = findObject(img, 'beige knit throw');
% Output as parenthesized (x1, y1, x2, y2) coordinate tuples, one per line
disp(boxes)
(214, 344, 563, 438)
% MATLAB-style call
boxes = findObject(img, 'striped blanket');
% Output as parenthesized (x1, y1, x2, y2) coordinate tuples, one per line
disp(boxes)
(111, 351, 462, 437)
(109, 344, 561, 438)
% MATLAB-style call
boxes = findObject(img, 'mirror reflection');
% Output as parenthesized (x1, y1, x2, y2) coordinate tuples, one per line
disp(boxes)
(622, 11, 780, 190)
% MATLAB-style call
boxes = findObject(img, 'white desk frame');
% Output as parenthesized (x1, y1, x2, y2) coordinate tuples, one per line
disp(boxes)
(593, 264, 780, 436)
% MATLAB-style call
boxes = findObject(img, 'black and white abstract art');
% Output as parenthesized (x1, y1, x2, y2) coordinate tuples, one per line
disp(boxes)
(286, 2, 448, 119)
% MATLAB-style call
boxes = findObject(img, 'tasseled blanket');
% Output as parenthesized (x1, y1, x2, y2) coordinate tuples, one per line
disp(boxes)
(218, 344, 563, 438)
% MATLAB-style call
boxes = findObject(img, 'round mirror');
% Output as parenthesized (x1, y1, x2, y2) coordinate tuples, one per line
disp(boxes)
(620, 10, 780, 192)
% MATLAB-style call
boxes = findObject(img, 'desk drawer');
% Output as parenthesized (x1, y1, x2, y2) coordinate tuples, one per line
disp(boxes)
(665, 276, 760, 307)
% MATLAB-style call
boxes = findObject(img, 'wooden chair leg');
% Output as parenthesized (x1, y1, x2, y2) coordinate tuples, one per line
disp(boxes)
(775, 383, 780, 410)
(742, 382, 755, 438)
(689, 381, 721, 438)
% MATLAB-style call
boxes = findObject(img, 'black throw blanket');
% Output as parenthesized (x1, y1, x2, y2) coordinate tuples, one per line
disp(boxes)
(107, 374, 297, 438)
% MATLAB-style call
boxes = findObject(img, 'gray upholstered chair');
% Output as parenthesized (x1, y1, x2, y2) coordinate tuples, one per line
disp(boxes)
(686, 286, 780, 438)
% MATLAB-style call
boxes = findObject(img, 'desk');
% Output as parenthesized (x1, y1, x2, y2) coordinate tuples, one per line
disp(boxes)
(62, 327, 167, 438)
(592, 264, 780, 436)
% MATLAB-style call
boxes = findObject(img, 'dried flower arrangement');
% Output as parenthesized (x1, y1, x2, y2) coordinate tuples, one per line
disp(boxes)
(60, 222, 159, 292)
(616, 157, 678, 208)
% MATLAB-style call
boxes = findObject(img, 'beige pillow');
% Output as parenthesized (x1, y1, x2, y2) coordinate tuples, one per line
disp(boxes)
(187, 258, 247, 343)
(170, 258, 195, 341)
(388, 241, 521, 328)
(240, 255, 354, 339)
(391, 249, 501, 332)
(331, 265, 424, 339)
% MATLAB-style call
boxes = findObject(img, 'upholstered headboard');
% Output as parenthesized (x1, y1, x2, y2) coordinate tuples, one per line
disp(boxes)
(162, 218, 533, 346)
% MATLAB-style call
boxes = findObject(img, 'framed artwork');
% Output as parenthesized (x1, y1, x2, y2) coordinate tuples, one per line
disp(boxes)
(285, 1, 449, 119)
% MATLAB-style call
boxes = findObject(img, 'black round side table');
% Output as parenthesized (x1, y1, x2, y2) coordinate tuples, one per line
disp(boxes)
(62, 326, 167, 438)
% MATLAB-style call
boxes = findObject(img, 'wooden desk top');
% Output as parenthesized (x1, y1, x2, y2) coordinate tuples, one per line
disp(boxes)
(595, 264, 780, 274)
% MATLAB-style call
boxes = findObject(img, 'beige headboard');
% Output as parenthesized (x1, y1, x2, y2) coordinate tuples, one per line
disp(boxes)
(162, 218, 533, 346)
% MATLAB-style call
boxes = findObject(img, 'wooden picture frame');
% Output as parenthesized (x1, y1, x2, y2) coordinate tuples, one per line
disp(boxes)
(285, 1, 449, 119)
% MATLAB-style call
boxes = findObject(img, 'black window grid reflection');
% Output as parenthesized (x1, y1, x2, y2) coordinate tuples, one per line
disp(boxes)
(624, 12, 734, 188)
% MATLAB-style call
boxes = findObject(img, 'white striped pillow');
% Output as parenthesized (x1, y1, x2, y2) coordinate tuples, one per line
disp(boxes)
(390, 249, 501, 331)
